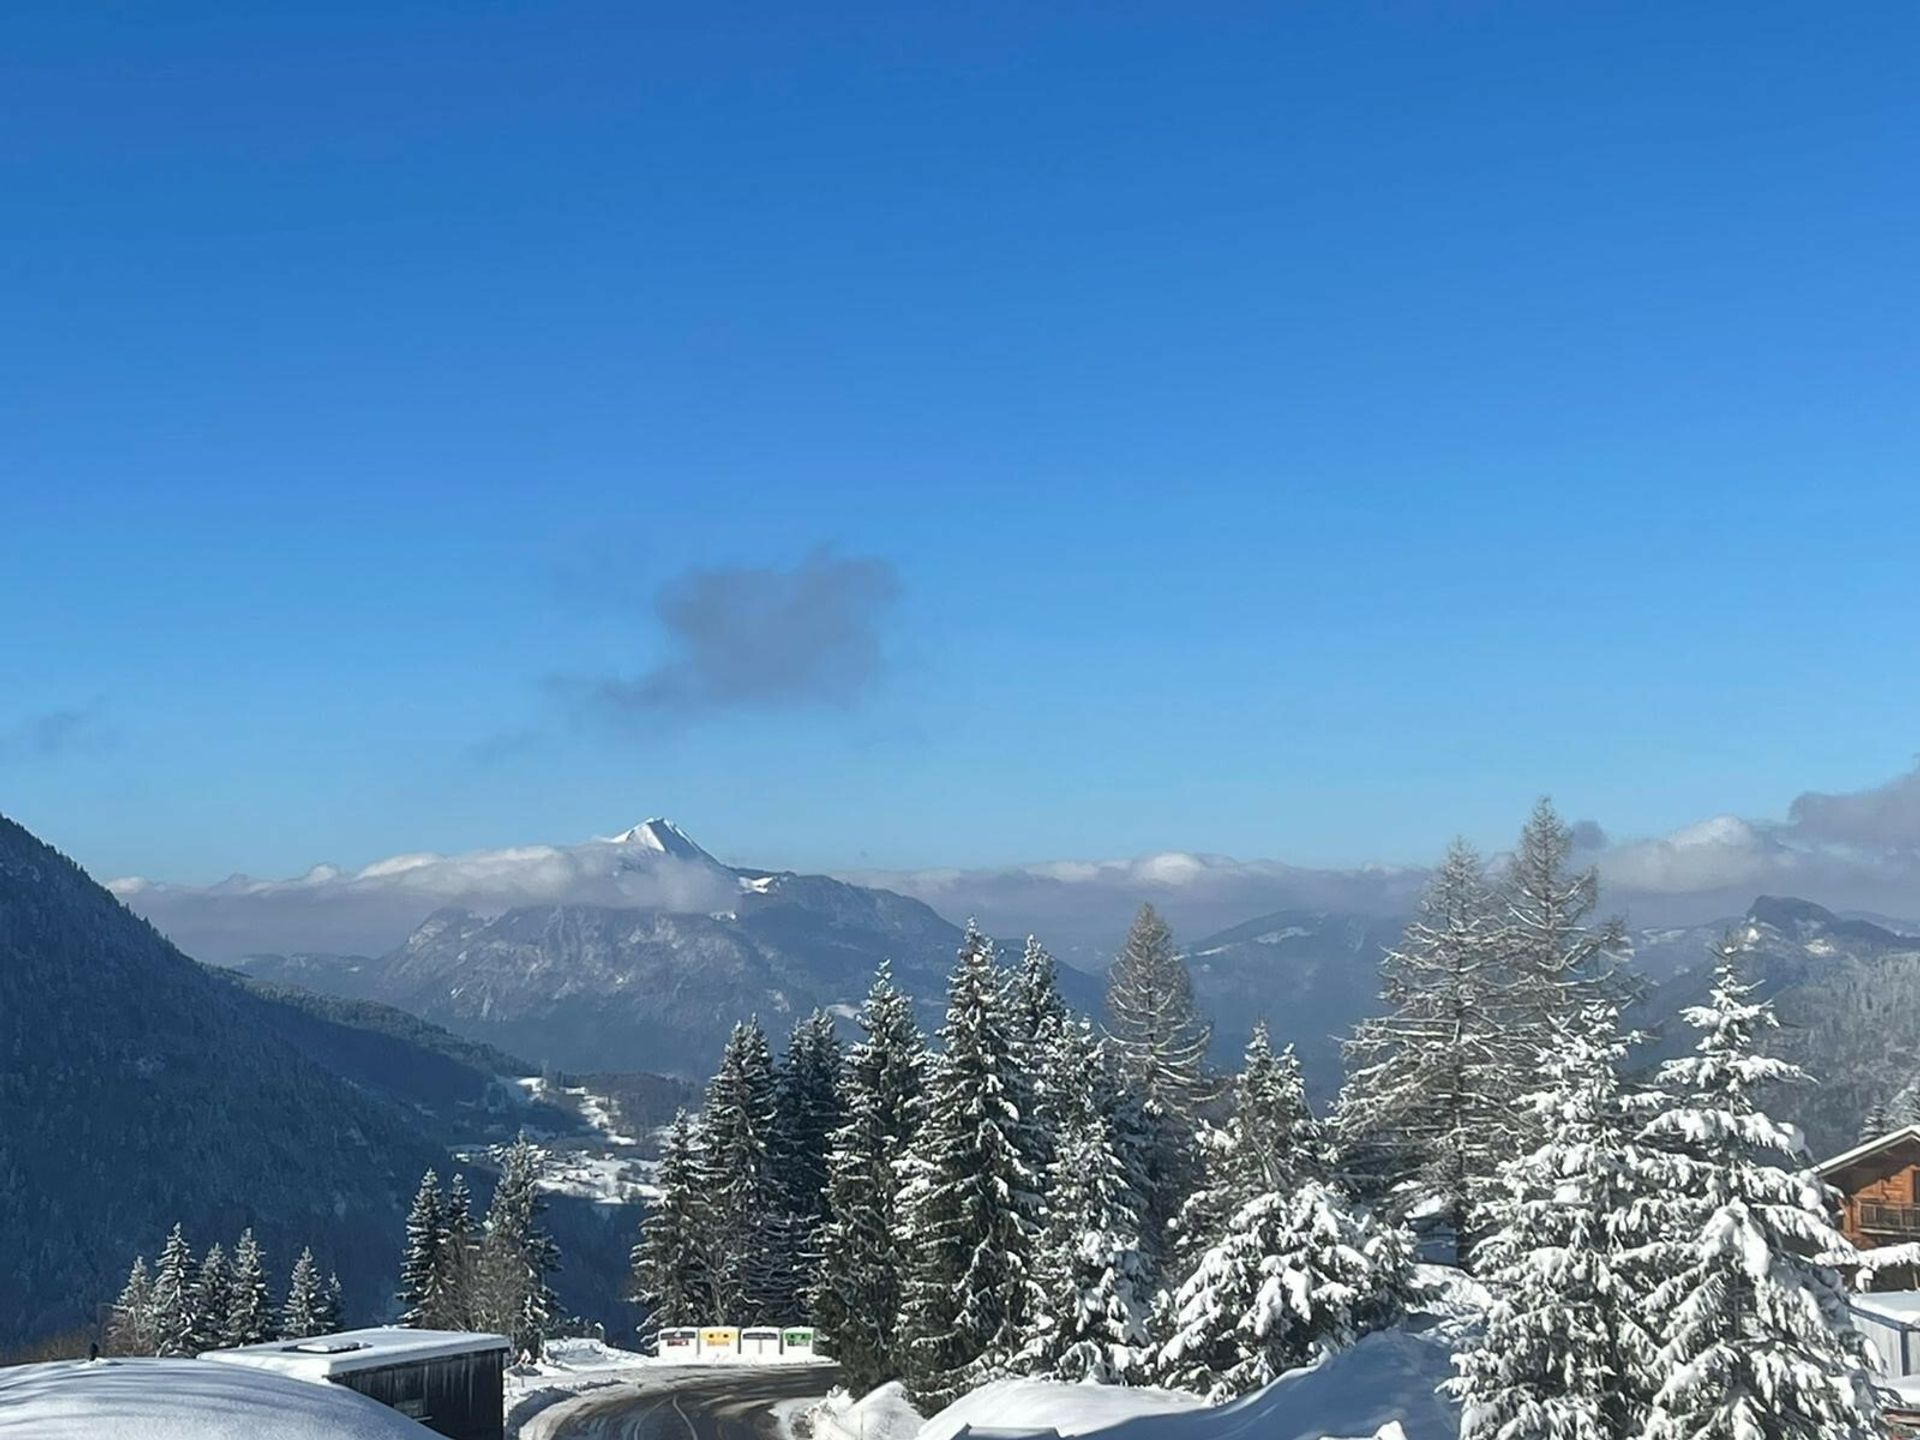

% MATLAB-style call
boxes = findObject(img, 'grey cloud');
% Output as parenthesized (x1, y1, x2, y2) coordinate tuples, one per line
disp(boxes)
(1569, 819, 1608, 852)
(1786, 764, 1920, 849)
(0, 701, 112, 762)
(565, 548, 900, 722)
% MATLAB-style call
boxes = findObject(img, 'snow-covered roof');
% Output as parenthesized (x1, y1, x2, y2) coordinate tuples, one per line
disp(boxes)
(200, 1327, 510, 1380)
(0, 1358, 435, 1439)
(1817, 1125, 1920, 1177)
(1853, 1292, 1920, 1326)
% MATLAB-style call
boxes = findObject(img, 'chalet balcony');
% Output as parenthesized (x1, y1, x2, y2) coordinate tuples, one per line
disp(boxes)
(1859, 1201, 1920, 1236)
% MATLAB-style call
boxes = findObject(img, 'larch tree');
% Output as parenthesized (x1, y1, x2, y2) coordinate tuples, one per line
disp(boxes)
(1447, 1003, 1662, 1440)
(811, 963, 927, 1394)
(1103, 904, 1212, 1262)
(1636, 946, 1886, 1440)
(1338, 840, 1529, 1260)
(899, 925, 1043, 1411)
(282, 1247, 329, 1339)
(478, 1137, 561, 1357)
(1500, 798, 1629, 1033)
(633, 1110, 710, 1336)
(149, 1224, 197, 1358)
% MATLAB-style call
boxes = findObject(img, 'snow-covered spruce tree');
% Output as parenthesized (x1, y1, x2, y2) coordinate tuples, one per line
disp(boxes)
(108, 1255, 157, 1356)
(150, 1224, 197, 1357)
(282, 1247, 329, 1339)
(899, 925, 1044, 1411)
(1104, 904, 1212, 1262)
(188, 1241, 234, 1354)
(774, 1008, 845, 1319)
(1500, 798, 1629, 1030)
(227, 1228, 276, 1346)
(811, 963, 927, 1394)
(478, 1137, 561, 1356)
(1024, 1019, 1153, 1384)
(1636, 946, 1886, 1440)
(696, 1019, 790, 1322)
(437, 1172, 477, 1329)
(397, 1169, 445, 1327)
(1011, 936, 1070, 1191)
(1338, 840, 1530, 1259)
(316, 1270, 345, 1333)
(1156, 1176, 1415, 1402)
(1446, 1003, 1661, 1440)
(633, 1110, 710, 1336)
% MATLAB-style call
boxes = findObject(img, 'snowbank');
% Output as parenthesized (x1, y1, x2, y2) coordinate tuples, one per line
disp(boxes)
(0, 1358, 434, 1439)
(531, 1337, 653, 1373)
(915, 1332, 1458, 1440)
(809, 1381, 929, 1440)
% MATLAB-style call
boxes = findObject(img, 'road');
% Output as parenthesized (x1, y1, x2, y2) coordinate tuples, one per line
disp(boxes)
(535, 1365, 843, 1440)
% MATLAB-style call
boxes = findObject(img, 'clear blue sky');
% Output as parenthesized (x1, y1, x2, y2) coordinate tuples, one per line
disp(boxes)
(5, 1, 1917, 884)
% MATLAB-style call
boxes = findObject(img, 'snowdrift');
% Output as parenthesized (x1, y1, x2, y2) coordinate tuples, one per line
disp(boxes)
(811, 1381, 932, 1440)
(0, 1358, 434, 1439)
(917, 1332, 1458, 1440)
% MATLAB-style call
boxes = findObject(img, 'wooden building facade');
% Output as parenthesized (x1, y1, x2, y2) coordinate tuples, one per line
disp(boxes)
(1820, 1124, 1920, 1282)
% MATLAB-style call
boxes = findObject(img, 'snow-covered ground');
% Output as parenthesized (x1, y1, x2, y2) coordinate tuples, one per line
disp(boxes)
(472, 1079, 661, 1205)
(0, 1358, 435, 1440)
(800, 1381, 928, 1440)
(504, 1340, 836, 1438)
(907, 1331, 1458, 1440)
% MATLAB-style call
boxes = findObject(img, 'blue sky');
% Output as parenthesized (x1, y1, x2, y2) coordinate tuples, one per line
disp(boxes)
(4, 0, 1918, 886)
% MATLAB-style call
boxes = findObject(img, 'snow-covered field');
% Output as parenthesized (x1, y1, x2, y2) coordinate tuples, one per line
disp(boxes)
(0, 1358, 436, 1439)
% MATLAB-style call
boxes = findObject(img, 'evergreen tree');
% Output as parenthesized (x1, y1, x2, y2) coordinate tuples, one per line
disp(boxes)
(227, 1228, 276, 1346)
(1500, 798, 1628, 1028)
(478, 1137, 561, 1356)
(437, 1173, 477, 1330)
(1338, 840, 1528, 1259)
(1012, 936, 1070, 1185)
(899, 925, 1043, 1410)
(812, 963, 928, 1394)
(315, 1270, 345, 1333)
(774, 1008, 845, 1318)
(633, 1110, 710, 1336)
(282, 1248, 329, 1339)
(1025, 1020, 1152, 1383)
(150, 1224, 197, 1358)
(1156, 1179, 1414, 1402)
(107, 1256, 156, 1356)
(1103, 905, 1211, 1260)
(188, 1241, 234, 1354)
(398, 1169, 445, 1327)
(1446, 1004, 1661, 1440)
(696, 1019, 788, 1322)
(1636, 947, 1886, 1440)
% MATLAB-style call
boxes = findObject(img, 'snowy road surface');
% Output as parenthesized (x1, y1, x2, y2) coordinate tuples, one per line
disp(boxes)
(524, 1364, 841, 1440)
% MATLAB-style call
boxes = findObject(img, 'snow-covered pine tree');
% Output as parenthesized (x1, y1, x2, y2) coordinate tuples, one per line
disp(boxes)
(282, 1247, 329, 1339)
(316, 1270, 345, 1333)
(436, 1172, 477, 1330)
(1156, 1178, 1414, 1402)
(1337, 840, 1530, 1260)
(150, 1224, 197, 1357)
(811, 962, 928, 1394)
(1636, 946, 1886, 1440)
(187, 1241, 234, 1354)
(1500, 798, 1628, 1031)
(1024, 1019, 1152, 1384)
(774, 1008, 845, 1319)
(1446, 1003, 1660, 1440)
(899, 924, 1044, 1410)
(108, 1255, 156, 1356)
(478, 1137, 561, 1357)
(398, 1169, 445, 1327)
(696, 1018, 789, 1322)
(1103, 905, 1212, 1264)
(227, 1228, 276, 1346)
(633, 1110, 710, 1337)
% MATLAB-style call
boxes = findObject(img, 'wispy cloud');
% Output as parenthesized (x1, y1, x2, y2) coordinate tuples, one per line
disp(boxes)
(0, 700, 113, 763)
(558, 547, 901, 725)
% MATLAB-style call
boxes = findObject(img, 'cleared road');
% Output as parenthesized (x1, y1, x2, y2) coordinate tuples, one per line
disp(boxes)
(537, 1365, 842, 1440)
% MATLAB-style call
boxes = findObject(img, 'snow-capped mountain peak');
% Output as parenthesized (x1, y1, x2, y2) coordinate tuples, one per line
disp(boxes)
(603, 817, 715, 864)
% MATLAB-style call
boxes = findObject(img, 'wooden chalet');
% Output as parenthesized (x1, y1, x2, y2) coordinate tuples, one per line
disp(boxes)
(1821, 1125, 1920, 1284)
